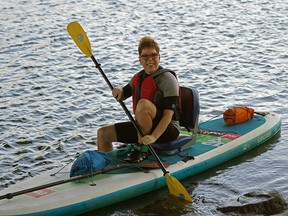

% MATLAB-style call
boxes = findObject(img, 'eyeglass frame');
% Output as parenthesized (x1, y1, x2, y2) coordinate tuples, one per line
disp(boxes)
(139, 53, 159, 61)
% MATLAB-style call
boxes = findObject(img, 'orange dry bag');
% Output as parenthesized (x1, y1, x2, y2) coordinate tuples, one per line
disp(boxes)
(223, 106, 254, 125)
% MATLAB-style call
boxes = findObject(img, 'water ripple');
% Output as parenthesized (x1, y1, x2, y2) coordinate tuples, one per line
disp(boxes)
(1, 0, 287, 214)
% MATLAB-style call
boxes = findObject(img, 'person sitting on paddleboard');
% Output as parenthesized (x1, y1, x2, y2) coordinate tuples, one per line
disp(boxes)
(97, 36, 181, 163)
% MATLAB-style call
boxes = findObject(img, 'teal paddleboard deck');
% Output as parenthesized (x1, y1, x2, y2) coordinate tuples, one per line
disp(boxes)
(0, 112, 281, 216)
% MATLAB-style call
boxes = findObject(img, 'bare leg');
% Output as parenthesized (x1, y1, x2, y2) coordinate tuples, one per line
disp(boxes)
(135, 99, 157, 139)
(97, 125, 117, 152)
(122, 99, 156, 162)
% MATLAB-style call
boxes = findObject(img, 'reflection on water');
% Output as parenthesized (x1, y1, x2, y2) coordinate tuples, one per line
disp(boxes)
(1, 0, 288, 215)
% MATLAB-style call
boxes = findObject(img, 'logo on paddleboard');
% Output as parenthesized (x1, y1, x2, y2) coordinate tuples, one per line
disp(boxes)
(26, 188, 55, 198)
(77, 34, 84, 42)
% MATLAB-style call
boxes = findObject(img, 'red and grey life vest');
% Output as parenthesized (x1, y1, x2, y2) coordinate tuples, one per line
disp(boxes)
(131, 68, 181, 120)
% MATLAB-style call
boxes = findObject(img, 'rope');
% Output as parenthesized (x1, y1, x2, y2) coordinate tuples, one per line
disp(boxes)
(50, 158, 76, 176)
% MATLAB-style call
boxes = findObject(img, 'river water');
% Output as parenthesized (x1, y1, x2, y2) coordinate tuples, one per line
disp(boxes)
(1, 0, 287, 215)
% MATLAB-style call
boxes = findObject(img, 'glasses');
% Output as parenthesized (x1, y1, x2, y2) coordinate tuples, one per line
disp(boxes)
(140, 53, 159, 61)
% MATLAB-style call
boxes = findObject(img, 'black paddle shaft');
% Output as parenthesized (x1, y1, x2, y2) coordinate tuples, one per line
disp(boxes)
(0, 164, 132, 200)
(91, 56, 169, 175)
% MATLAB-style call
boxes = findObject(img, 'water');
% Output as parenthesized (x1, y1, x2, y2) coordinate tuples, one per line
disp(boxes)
(1, 0, 287, 215)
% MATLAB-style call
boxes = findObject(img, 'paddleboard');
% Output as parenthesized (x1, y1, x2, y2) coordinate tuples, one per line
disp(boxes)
(0, 111, 281, 216)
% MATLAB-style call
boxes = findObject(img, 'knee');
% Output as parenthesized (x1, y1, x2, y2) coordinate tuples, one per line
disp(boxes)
(135, 99, 151, 113)
(97, 127, 105, 140)
(97, 125, 117, 143)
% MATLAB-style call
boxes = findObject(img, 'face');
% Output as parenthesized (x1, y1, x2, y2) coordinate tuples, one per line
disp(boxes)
(139, 47, 160, 74)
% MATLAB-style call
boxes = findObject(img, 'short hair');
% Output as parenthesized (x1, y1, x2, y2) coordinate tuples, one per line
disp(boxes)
(138, 37, 160, 55)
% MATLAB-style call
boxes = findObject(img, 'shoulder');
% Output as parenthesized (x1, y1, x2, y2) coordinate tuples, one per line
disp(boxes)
(153, 68, 177, 78)
(155, 70, 178, 84)
(155, 70, 179, 97)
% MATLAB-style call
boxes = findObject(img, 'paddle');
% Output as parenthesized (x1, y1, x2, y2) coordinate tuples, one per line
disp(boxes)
(0, 163, 132, 200)
(67, 21, 192, 202)
(0, 161, 170, 200)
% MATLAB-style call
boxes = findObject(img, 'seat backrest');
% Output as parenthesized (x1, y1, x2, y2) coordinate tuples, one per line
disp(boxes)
(152, 87, 199, 154)
(179, 87, 200, 131)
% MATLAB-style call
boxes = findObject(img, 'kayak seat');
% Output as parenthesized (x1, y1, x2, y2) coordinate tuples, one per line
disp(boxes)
(153, 87, 200, 155)
(179, 86, 200, 132)
(152, 136, 194, 155)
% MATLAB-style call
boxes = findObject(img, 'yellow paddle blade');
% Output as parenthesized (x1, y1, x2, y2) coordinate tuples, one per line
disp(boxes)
(165, 173, 193, 202)
(67, 21, 93, 57)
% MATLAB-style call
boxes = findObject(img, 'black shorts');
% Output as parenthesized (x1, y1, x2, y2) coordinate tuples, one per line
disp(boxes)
(114, 110, 179, 144)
